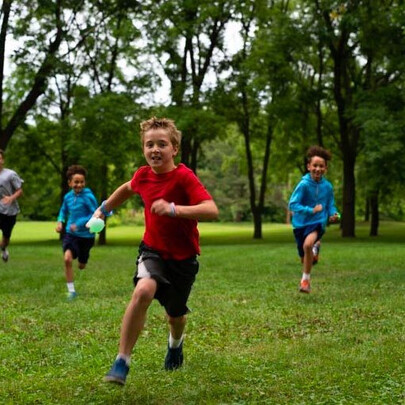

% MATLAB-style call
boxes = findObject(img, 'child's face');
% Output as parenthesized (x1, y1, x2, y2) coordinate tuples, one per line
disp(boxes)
(68, 173, 86, 194)
(307, 155, 327, 182)
(143, 128, 178, 174)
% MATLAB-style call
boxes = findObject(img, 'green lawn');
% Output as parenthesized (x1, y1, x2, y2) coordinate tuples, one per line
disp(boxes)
(1, 221, 404, 404)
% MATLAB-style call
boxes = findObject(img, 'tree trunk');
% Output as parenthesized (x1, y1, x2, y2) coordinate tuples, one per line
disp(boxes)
(341, 154, 356, 237)
(364, 197, 370, 222)
(369, 191, 379, 236)
(252, 208, 262, 239)
(0, 3, 63, 149)
(181, 136, 192, 168)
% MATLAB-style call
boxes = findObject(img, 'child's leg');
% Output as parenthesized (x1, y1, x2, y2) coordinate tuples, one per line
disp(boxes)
(64, 249, 74, 283)
(1, 236, 10, 250)
(118, 277, 157, 356)
(1, 236, 10, 261)
(164, 314, 186, 370)
(77, 237, 94, 270)
(302, 231, 318, 275)
(312, 239, 321, 264)
(167, 314, 186, 344)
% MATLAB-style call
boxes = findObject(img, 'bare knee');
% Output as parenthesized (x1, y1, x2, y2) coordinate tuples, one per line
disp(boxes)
(303, 241, 313, 255)
(64, 254, 73, 267)
(78, 263, 86, 270)
(132, 284, 155, 308)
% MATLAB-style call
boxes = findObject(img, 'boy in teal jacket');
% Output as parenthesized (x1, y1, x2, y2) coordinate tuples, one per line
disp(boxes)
(289, 146, 339, 293)
(56, 165, 98, 300)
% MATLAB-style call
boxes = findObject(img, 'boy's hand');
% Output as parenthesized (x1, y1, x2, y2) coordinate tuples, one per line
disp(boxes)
(329, 212, 340, 223)
(313, 204, 323, 213)
(151, 199, 174, 217)
(55, 222, 63, 233)
(92, 207, 105, 220)
(1, 196, 13, 205)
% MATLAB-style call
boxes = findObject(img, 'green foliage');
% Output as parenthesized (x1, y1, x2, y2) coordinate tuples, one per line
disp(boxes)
(0, 221, 404, 403)
(2, 0, 405, 230)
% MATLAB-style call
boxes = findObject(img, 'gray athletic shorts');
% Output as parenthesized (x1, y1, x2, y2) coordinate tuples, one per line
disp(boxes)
(134, 242, 199, 317)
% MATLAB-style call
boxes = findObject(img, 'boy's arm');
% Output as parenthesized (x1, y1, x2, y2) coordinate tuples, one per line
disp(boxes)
(2, 187, 23, 203)
(151, 199, 219, 221)
(56, 196, 68, 233)
(289, 183, 317, 215)
(93, 181, 134, 218)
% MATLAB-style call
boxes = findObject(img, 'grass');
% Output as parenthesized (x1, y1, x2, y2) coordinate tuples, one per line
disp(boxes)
(1, 221, 404, 404)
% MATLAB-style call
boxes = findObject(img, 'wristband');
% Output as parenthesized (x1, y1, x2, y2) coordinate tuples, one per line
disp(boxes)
(169, 202, 176, 217)
(100, 200, 113, 217)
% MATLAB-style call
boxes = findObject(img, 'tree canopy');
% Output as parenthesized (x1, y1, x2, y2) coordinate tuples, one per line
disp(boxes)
(1, 0, 404, 239)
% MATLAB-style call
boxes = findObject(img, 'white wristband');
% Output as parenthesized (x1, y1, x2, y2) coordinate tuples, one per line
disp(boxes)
(169, 202, 176, 217)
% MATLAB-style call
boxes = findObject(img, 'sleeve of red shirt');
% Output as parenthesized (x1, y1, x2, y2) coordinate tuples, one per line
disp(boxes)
(130, 166, 144, 193)
(181, 165, 213, 205)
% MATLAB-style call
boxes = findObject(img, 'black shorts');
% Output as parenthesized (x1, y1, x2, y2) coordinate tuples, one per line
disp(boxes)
(62, 233, 95, 264)
(293, 223, 324, 258)
(134, 242, 199, 317)
(0, 213, 17, 239)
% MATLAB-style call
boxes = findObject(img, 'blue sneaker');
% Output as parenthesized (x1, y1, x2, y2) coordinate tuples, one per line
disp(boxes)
(104, 358, 129, 385)
(67, 291, 77, 300)
(164, 341, 184, 371)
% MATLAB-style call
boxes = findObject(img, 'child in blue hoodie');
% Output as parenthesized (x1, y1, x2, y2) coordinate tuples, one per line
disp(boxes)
(56, 165, 98, 299)
(289, 146, 339, 293)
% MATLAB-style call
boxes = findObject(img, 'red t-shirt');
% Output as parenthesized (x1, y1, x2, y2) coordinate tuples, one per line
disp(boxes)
(130, 163, 213, 260)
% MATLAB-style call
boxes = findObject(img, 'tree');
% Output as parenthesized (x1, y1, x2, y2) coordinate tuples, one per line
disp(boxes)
(142, 0, 234, 171)
(211, 0, 285, 239)
(311, 0, 405, 236)
(355, 86, 405, 235)
(0, 0, 93, 150)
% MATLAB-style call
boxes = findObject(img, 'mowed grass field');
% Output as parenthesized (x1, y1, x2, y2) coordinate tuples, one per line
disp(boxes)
(1, 221, 404, 404)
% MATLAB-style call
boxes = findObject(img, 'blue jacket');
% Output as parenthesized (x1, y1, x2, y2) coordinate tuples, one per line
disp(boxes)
(289, 173, 338, 229)
(57, 188, 98, 238)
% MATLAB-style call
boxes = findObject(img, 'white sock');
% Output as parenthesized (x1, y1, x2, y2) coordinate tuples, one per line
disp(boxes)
(302, 273, 310, 281)
(169, 333, 184, 349)
(117, 353, 131, 366)
(67, 282, 75, 293)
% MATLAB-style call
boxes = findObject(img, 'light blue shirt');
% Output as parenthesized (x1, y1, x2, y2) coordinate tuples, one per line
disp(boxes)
(57, 188, 98, 238)
(289, 173, 338, 229)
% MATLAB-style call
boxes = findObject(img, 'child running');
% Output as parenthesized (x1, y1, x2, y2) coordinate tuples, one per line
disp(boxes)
(94, 117, 218, 385)
(56, 165, 98, 300)
(0, 149, 24, 262)
(289, 146, 339, 293)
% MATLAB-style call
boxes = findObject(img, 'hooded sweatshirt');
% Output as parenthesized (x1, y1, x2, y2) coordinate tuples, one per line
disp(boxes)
(57, 188, 98, 238)
(289, 173, 337, 229)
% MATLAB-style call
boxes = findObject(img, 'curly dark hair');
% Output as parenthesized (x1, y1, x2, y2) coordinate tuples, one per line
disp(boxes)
(66, 165, 87, 180)
(306, 145, 332, 163)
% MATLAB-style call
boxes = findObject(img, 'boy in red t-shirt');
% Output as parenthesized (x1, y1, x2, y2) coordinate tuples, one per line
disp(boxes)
(93, 117, 218, 385)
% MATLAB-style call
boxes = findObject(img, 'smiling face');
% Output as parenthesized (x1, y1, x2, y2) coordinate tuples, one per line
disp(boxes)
(68, 173, 86, 194)
(307, 155, 327, 182)
(143, 128, 178, 174)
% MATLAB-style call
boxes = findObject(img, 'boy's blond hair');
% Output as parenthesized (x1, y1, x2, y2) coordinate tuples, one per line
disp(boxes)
(140, 117, 182, 149)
